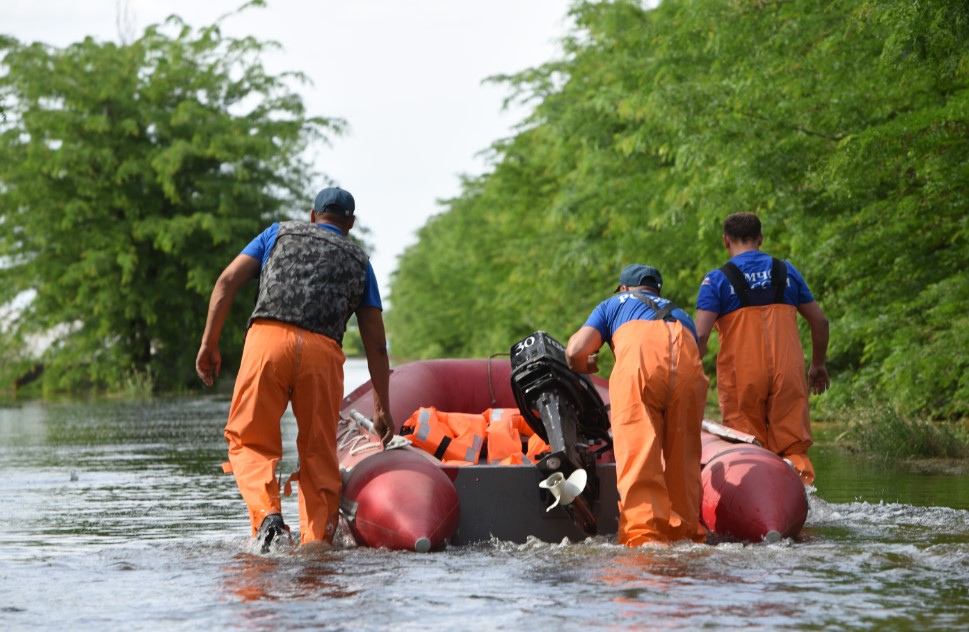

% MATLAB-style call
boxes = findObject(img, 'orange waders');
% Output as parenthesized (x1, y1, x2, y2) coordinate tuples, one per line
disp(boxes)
(224, 319, 345, 544)
(610, 320, 708, 546)
(715, 304, 815, 484)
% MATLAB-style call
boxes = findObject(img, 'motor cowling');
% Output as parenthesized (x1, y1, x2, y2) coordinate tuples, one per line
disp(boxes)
(509, 331, 612, 536)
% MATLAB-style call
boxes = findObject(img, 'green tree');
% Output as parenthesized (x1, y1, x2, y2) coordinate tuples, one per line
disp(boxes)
(387, 0, 969, 422)
(0, 6, 344, 394)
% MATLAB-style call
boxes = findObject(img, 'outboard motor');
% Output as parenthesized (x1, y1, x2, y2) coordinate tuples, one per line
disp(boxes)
(509, 331, 612, 536)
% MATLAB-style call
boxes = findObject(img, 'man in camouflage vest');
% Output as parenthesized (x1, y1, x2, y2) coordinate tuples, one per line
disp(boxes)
(196, 187, 394, 552)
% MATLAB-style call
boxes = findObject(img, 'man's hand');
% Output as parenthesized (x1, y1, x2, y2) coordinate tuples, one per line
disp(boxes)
(566, 326, 603, 374)
(798, 300, 830, 395)
(196, 344, 221, 387)
(808, 363, 829, 395)
(195, 254, 259, 387)
(372, 411, 396, 446)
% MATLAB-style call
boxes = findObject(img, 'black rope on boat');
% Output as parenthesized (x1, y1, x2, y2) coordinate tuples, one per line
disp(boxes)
(487, 353, 510, 407)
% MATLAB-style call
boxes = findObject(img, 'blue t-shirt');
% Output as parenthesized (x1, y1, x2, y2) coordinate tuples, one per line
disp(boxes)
(583, 292, 699, 347)
(241, 222, 383, 310)
(696, 251, 813, 317)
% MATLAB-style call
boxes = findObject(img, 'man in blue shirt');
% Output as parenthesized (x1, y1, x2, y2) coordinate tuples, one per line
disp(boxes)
(196, 187, 394, 552)
(694, 212, 829, 485)
(566, 264, 707, 545)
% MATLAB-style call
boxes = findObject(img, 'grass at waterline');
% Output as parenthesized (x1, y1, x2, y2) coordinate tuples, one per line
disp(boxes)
(841, 401, 969, 464)
(119, 366, 157, 400)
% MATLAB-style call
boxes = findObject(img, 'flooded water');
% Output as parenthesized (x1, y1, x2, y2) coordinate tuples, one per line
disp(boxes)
(1, 358, 968, 630)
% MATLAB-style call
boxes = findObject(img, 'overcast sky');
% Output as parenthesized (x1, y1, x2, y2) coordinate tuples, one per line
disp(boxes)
(3, 0, 574, 301)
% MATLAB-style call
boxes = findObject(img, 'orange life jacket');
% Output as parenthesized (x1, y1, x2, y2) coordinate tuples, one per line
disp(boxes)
(402, 407, 487, 465)
(525, 433, 552, 462)
(482, 408, 550, 465)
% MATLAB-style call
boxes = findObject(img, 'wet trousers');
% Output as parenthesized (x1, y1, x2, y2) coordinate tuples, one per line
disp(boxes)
(610, 320, 708, 546)
(224, 319, 345, 544)
(714, 305, 815, 484)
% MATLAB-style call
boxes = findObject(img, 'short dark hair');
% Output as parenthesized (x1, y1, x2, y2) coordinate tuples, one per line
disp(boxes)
(723, 212, 762, 242)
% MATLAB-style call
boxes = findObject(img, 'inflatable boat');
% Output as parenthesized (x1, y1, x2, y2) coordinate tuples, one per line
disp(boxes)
(337, 331, 808, 551)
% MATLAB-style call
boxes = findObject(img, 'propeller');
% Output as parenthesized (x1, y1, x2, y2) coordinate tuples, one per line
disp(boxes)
(538, 469, 588, 512)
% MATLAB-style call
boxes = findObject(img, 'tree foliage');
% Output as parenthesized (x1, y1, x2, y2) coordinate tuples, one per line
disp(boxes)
(0, 4, 343, 394)
(387, 0, 969, 420)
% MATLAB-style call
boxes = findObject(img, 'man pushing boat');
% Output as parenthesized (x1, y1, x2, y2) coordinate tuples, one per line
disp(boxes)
(565, 264, 708, 546)
(693, 212, 830, 485)
(195, 186, 394, 553)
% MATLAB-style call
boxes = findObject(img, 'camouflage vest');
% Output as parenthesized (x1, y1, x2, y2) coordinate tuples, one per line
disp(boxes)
(248, 221, 369, 344)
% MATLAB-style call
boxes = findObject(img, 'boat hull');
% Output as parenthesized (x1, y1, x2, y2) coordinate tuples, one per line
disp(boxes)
(340, 358, 807, 547)
(446, 463, 619, 544)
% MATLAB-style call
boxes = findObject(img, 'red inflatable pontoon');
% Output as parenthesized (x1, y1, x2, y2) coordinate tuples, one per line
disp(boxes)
(337, 410, 460, 552)
(338, 358, 807, 549)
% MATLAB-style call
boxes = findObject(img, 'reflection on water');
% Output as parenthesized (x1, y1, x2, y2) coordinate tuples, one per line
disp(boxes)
(0, 368, 968, 630)
(812, 444, 969, 511)
(224, 550, 359, 604)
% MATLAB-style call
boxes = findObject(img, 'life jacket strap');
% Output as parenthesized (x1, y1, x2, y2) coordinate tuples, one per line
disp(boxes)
(433, 435, 453, 461)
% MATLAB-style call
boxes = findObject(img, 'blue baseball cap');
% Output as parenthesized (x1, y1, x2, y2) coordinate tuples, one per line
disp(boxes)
(615, 263, 663, 292)
(312, 187, 355, 216)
